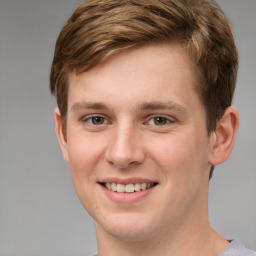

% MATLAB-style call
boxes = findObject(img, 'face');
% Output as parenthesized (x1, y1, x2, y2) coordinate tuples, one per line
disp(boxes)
(56, 44, 215, 242)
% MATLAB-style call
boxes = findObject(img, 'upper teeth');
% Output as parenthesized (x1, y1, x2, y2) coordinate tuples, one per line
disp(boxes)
(105, 182, 153, 193)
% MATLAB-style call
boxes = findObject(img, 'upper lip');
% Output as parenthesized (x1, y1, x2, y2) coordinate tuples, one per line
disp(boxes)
(98, 177, 158, 185)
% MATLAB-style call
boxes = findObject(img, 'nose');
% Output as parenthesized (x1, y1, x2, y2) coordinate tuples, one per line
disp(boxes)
(105, 124, 145, 169)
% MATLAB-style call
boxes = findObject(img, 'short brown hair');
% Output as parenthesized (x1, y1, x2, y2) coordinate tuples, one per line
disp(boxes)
(50, 0, 238, 134)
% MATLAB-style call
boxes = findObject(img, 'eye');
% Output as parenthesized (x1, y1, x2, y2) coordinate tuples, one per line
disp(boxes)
(88, 116, 106, 125)
(148, 116, 170, 126)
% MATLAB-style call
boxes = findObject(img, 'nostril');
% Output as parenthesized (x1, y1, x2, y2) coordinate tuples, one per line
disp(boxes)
(106, 154, 140, 169)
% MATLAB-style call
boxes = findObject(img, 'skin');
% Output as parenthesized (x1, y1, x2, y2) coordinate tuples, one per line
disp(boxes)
(55, 43, 239, 256)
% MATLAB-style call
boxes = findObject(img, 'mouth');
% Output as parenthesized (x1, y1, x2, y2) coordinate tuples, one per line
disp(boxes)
(101, 182, 157, 193)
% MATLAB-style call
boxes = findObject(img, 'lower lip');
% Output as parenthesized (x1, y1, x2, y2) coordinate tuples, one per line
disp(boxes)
(100, 184, 156, 204)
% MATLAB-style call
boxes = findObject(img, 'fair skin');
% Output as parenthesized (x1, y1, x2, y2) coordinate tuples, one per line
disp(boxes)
(55, 44, 239, 256)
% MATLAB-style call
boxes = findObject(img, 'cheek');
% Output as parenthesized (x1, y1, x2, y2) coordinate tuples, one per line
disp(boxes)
(150, 133, 208, 185)
(151, 134, 195, 166)
(66, 133, 106, 181)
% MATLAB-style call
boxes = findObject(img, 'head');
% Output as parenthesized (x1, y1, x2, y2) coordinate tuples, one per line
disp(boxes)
(50, 0, 239, 243)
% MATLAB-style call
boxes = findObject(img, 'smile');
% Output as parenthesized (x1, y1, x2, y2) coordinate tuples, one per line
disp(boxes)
(103, 182, 156, 193)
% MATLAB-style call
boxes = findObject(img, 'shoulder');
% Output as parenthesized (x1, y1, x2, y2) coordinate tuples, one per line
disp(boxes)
(219, 240, 256, 256)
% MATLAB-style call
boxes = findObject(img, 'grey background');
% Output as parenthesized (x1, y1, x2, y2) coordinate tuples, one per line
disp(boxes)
(0, 0, 255, 255)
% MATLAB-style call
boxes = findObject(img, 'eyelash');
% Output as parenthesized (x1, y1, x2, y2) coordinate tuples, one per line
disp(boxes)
(146, 115, 174, 126)
(82, 115, 109, 126)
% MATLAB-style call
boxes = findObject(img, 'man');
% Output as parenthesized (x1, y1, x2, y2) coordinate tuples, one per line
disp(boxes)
(49, 0, 256, 255)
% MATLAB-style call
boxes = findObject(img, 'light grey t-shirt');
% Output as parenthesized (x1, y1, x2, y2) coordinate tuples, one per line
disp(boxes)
(90, 239, 256, 256)
(219, 239, 256, 256)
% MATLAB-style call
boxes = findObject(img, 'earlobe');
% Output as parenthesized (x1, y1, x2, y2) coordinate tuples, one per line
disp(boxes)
(54, 108, 70, 162)
(208, 106, 239, 166)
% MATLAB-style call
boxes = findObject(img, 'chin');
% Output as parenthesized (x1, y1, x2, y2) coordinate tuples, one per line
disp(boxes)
(103, 225, 154, 242)
(95, 212, 159, 242)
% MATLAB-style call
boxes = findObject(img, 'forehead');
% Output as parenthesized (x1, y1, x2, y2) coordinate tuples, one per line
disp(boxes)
(67, 43, 202, 112)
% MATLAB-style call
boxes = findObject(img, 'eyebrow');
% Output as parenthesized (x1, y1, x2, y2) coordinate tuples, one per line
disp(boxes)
(137, 101, 187, 113)
(71, 102, 108, 112)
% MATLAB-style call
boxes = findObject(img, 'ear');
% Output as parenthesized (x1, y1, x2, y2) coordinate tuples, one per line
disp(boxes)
(208, 106, 239, 165)
(54, 108, 69, 162)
